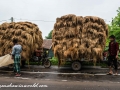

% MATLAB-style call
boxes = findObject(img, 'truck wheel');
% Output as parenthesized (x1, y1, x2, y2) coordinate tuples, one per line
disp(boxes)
(71, 61, 81, 71)
(44, 59, 51, 68)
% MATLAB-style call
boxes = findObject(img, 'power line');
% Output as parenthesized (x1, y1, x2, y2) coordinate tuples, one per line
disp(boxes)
(0, 17, 56, 23)
(0, 20, 8, 22)
(0, 18, 111, 23)
(14, 18, 55, 22)
(0, 18, 56, 23)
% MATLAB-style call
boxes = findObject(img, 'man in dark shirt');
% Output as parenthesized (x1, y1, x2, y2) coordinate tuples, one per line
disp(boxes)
(108, 35, 119, 75)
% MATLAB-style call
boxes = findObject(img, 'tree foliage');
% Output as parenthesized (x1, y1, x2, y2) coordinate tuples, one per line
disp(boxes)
(45, 30, 52, 39)
(109, 7, 120, 43)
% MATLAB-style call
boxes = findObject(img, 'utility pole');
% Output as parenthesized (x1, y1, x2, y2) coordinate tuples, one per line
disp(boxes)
(11, 17, 14, 22)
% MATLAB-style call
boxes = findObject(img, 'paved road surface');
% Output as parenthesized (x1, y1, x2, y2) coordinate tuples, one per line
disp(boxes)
(0, 77, 120, 90)
(0, 66, 120, 90)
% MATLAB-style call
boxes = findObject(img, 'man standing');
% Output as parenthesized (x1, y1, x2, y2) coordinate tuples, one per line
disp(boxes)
(108, 35, 119, 75)
(11, 39, 22, 77)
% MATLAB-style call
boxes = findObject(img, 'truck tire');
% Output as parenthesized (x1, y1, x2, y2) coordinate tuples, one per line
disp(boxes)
(44, 59, 51, 68)
(71, 61, 81, 71)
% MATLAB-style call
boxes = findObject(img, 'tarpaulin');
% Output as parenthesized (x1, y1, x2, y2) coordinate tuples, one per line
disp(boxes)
(0, 54, 14, 67)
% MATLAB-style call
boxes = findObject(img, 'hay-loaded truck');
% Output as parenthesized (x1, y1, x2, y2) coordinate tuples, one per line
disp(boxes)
(0, 22, 45, 67)
(52, 14, 108, 71)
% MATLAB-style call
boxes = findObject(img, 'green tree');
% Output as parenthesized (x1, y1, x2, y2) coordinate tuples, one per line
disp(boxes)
(45, 30, 52, 39)
(109, 7, 120, 43)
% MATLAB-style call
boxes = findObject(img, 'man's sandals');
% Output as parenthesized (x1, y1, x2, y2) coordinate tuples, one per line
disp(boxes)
(107, 72, 118, 76)
(15, 73, 21, 77)
(107, 72, 113, 75)
(114, 73, 118, 76)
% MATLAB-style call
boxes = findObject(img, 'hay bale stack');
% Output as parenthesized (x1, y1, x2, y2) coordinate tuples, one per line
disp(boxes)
(52, 14, 108, 66)
(52, 14, 83, 65)
(83, 16, 108, 63)
(0, 22, 43, 60)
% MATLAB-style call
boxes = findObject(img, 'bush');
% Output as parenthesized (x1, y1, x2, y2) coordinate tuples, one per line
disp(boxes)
(50, 57, 58, 65)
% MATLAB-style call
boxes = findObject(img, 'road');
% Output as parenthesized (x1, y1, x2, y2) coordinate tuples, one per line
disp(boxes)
(0, 77, 120, 90)
(0, 66, 120, 90)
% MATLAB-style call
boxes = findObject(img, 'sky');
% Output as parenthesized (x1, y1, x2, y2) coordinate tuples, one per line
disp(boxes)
(0, 0, 120, 38)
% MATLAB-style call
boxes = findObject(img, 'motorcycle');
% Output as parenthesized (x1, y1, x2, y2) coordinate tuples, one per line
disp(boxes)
(31, 52, 51, 68)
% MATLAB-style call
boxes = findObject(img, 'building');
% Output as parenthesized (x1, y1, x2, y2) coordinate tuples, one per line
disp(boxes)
(42, 39, 54, 57)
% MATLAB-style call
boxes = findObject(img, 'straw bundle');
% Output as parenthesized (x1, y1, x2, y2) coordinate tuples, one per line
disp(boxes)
(52, 14, 108, 66)
(0, 22, 43, 61)
(83, 16, 108, 64)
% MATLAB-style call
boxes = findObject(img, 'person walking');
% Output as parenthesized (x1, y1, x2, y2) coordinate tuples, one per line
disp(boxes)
(11, 39, 22, 77)
(107, 35, 119, 75)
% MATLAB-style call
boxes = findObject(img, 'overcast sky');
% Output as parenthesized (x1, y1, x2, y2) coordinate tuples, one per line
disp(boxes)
(0, 0, 120, 38)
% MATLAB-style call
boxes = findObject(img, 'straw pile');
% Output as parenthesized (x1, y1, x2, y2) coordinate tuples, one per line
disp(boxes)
(82, 16, 108, 64)
(52, 14, 108, 66)
(0, 22, 43, 60)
